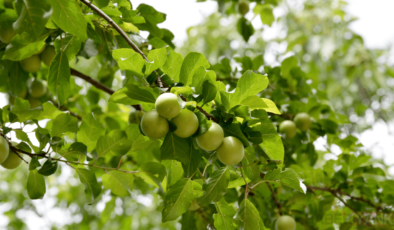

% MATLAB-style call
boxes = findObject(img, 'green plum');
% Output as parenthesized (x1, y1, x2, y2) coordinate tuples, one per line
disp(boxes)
(155, 93, 181, 119)
(0, 136, 10, 164)
(196, 122, 224, 151)
(294, 113, 312, 131)
(275, 215, 296, 230)
(279, 120, 296, 139)
(171, 109, 199, 138)
(20, 55, 41, 73)
(41, 46, 57, 66)
(29, 79, 47, 98)
(28, 96, 41, 108)
(238, 2, 250, 15)
(0, 23, 16, 44)
(129, 111, 145, 124)
(216, 136, 244, 165)
(1, 142, 22, 169)
(141, 110, 169, 139)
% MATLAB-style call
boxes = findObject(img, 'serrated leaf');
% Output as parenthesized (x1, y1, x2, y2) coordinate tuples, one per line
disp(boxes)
(160, 132, 191, 165)
(179, 52, 210, 86)
(163, 160, 184, 187)
(77, 113, 105, 152)
(162, 50, 183, 82)
(3, 32, 48, 61)
(162, 178, 194, 222)
(145, 47, 167, 76)
(214, 198, 237, 230)
(51, 113, 78, 137)
(96, 129, 132, 159)
(136, 162, 166, 187)
(112, 48, 144, 76)
(50, 0, 87, 40)
(182, 143, 203, 178)
(265, 168, 306, 193)
(102, 171, 134, 197)
(27, 170, 46, 199)
(235, 199, 265, 230)
(37, 159, 58, 176)
(197, 167, 230, 206)
(48, 51, 70, 104)
(75, 168, 101, 204)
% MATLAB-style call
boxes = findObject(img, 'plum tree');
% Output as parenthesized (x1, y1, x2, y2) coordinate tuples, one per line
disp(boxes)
(238, 2, 249, 15)
(294, 113, 312, 131)
(28, 96, 41, 108)
(155, 93, 181, 119)
(188, 199, 200, 211)
(0, 23, 16, 44)
(0, 136, 9, 164)
(1, 144, 22, 170)
(140, 110, 169, 139)
(41, 46, 57, 66)
(196, 122, 224, 151)
(279, 120, 297, 139)
(20, 55, 41, 73)
(29, 79, 47, 98)
(171, 109, 199, 138)
(275, 215, 296, 230)
(129, 111, 145, 124)
(216, 136, 244, 165)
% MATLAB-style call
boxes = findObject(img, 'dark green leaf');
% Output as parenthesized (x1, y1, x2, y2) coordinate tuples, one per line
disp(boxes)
(237, 17, 254, 42)
(162, 178, 194, 222)
(179, 52, 210, 86)
(197, 167, 230, 206)
(48, 51, 71, 104)
(213, 198, 237, 230)
(160, 132, 191, 165)
(77, 113, 106, 152)
(235, 199, 265, 230)
(75, 168, 101, 204)
(51, 113, 78, 137)
(27, 170, 46, 199)
(37, 158, 58, 176)
(102, 171, 134, 197)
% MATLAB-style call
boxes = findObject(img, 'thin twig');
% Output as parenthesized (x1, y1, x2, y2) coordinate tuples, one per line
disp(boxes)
(239, 165, 249, 200)
(266, 182, 282, 215)
(179, 95, 219, 123)
(49, 99, 82, 120)
(197, 168, 206, 182)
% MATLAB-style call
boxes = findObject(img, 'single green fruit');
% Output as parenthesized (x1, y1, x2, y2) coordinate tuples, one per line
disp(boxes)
(28, 96, 41, 108)
(1, 145, 22, 170)
(29, 79, 47, 98)
(171, 109, 199, 138)
(155, 93, 181, 119)
(196, 122, 224, 151)
(294, 113, 312, 131)
(140, 110, 169, 139)
(279, 120, 296, 139)
(35, 45, 46, 55)
(0, 23, 16, 44)
(238, 2, 250, 15)
(129, 111, 145, 124)
(20, 55, 41, 73)
(276, 215, 296, 230)
(0, 136, 10, 164)
(41, 46, 56, 66)
(216, 136, 244, 165)
(188, 199, 200, 211)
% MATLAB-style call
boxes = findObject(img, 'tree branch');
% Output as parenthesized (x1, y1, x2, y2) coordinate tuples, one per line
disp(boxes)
(179, 95, 219, 123)
(266, 182, 282, 215)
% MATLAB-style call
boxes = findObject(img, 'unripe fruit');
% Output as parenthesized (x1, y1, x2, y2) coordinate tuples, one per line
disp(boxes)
(188, 199, 200, 211)
(155, 93, 181, 119)
(196, 122, 224, 151)
(41, 46, 56, 66)
(129, 111, 145, 124)
(294, 113, 311, 131)
(29, 79, 47, 98)
(0, 23, 16, 44)
(238, 2, 250, 15)
(216, 136, 244, 165)
(279, 120, 296, 139)
(28, 96, 41, 108)
(275, 215, 296, 230)
(1, 145, 22, 170)
(171, 109, 199, 138)
(140, 110, 169, 139)
(0, 136, 10, 164)
(20, 55, 41, 73)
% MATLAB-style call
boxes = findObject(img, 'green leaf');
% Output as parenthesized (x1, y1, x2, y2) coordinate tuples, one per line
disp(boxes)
(123, 84, 159, 103)
(58, 142, 87, 161)
(194, 111, 212, 136)
(93, 0, 110, 8)
(50, 0, 87, 40)
(281, 56, 298, 78)
(102, 171, 134, 197)
(13, 0, 51, 41)
(136, 162, 166, 187)
(197, 167, 230, 206)
(259, 5, 275, 26)
(48, 51, 71, 104)
(27, 170, 46, 199)
(241, 96, 281, 114)
(191, 67, 216, 94)
(36, 102, 62, 120)
(170, 86, 194, 95)
(160, 132, 191, 165)
(77, 113, 106, 152)
(145, 47, 167, 76)
(181, 212, 198, 230)
(125, 124, 152, 152)
(54, 34, 81, 61)
(51, 113, 78, 137)
(163, 160, 184, 187)
(96, 129, 132, 159)
(37, 159, 58, 176)
(229, 71, 269, 109)
(235, 199, 265, 230)
(181, 143, 203, 178)
(201, 81, 217, 105)
(29, 156, 41, 171)
(12, 98, 41, 122)
(237, 17, 254, 42)
(265, 168, 306, 193)
(179, 52, 210, 86)
(242, 148, 260, 182)
(7, 62, 29, 96)
(222, 123, 250, 147)
(2, 32, 48, 61)
(112, 48, 144, 76)
(75, 168, 101, 204)
(213, 198, 237, 230)
(162, 50, 183, 82)
(162, 178, 194, 222)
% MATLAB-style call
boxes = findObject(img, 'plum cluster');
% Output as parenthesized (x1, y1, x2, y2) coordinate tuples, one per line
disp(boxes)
(0, 136, 22, 170)
(139, 93, 245, 166)
(279, 113, 312, 139)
